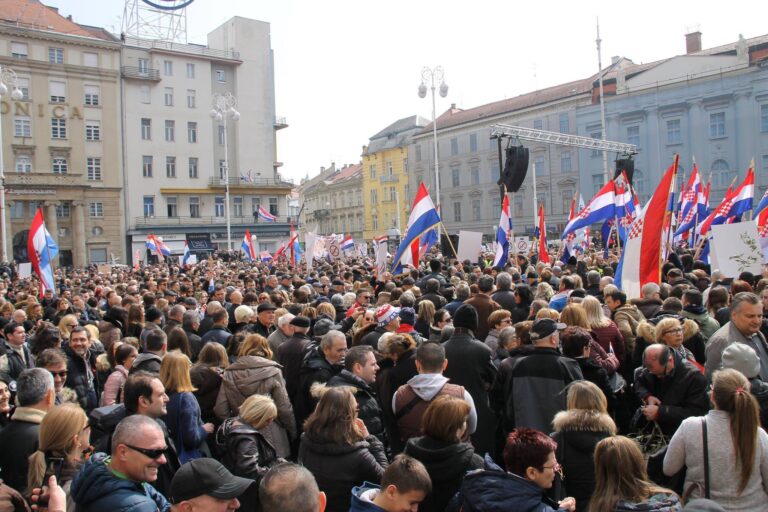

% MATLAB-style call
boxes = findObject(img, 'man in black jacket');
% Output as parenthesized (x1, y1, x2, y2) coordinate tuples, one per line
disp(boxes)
(64, 326, 102, 412)
(251, 303, 276, 338)
(200, 308, 232, 348)
(182, 310, 203, 361)
(294, 330, 346, 430)
(0, 321, 33, 381)
(276, 316, 312, 403)
(130, 329, 166, 375)
(491, 272, 516, 314)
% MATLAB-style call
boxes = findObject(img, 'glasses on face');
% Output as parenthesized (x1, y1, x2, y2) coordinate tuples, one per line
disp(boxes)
(50, 370, 68, 379)
(123, 444, 167, 460)
(542, 462, 564, 479)
(663, 328, 683, 336)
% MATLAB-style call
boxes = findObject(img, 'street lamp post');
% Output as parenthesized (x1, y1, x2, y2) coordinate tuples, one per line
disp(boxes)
(418, 66, 448, 221)
(210, 92, 240, 252)
(0, 66, 22, 263)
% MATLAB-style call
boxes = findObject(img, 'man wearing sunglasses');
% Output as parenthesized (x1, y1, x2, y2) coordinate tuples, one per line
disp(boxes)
(71, 414, 171, 511)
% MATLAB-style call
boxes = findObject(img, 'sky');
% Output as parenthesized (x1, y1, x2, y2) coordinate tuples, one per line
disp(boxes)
(48, 0, 768, 183)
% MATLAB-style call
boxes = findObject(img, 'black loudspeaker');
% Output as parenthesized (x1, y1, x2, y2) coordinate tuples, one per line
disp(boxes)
(440, 234, 458, 259)
(614, 158, 635, 185)
(500, 145, 529, 193)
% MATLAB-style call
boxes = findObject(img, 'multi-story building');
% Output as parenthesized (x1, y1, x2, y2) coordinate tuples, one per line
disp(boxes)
(123, 16, 292, 260)
(298, 162, 363, 240)
(577, 32, 768, 206)
(362, 115, 428, 240)
(0, 0, 124, 266)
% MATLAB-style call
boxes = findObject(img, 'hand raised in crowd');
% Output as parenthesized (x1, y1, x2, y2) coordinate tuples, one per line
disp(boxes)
(559, 497, 577, 512)
(355, 417, 370, 438)
(30, 475, 66, 512)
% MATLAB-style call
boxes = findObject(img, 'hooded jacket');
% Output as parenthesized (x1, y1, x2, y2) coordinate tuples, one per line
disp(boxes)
(217, 417, 278, 482)
(612, 303, 645, 353)
(69, 452, 170, 512)
(327, 370, 385, 443)
(631, 298, 663, 320)
(214, 355, 295, 458)
(129, 352, 163, 376)
(404, 436, 484, 512)
(350, 483, 386, 512)
(680, 306, 720, 342)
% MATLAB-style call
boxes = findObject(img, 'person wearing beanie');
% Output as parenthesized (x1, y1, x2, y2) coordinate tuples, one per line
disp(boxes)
(722, 343, 768, 427)
(442, 304, 498, 457)
(396, 307, 423, 343)
(360, 305, 401, 351)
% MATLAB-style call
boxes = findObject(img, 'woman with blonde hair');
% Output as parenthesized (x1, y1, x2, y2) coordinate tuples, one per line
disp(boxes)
(653, 317, 699, 365)
(316, 302, 336, 320)
(214, 333, 296, 458)
(552, 381, 617, 512)
(664, 369, 768, 510)
(590, 436, 681, 511)
(217, 394, 280, 481)
(535, 308, 561, 321)
(415, 301, 436, 339)
(535, 282, 555, 302)
(160, 351, 213, 463)
(26, 404, 90, 509)
(57, 314, 80, 343)
(583, 295, 626, 370)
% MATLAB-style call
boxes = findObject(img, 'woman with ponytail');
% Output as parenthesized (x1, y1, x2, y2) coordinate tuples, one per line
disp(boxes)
(26, 403, 91, 510)
(664, 368, 768, 510)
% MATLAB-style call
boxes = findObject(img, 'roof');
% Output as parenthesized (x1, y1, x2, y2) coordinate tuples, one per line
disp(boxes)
(365, 115, 430, 154)
(0, 0, 115, 41)
(300, 163, 362, 195)
(369, 115, 430, 140)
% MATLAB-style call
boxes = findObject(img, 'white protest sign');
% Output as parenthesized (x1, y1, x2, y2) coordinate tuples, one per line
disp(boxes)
(515, 237, 531, 254)
(710, 221, 763, 277)
(18, 262, 31, 279)
(457, 231, 483, 262)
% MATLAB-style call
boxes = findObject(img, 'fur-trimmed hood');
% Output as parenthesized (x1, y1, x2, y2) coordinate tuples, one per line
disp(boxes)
(637, 318, 699, 343)
(552, 409, 616, 435)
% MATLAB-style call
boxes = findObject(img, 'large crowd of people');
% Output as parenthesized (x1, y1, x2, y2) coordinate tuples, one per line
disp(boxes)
(0, 248, 767, 511)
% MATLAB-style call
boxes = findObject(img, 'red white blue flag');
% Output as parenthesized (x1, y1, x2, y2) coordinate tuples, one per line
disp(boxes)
(27, 208, 58, 296)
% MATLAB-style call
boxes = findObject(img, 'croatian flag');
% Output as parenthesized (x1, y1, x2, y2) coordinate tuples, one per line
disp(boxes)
(340, 235, 354, 253)
(561, 181, 616, 238)
(698, 165, 754, 237)
(674, 164, 705, 241)
(241, 229, 257, 261)
(391, 182, 440, 271)
(146, 234, 170, 261)
(257, 206, 277, 222)
(260, 250, 273, 264)
(27, 208, 59, 296)
(182, 241, 191, 266)
(616, 157, 678, 298)
(537, 204, 550, 264)
(492, 195, 512, 267)
(419, 228, 439, 258)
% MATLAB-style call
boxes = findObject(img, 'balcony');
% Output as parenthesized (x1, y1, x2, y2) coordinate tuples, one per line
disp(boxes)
(380, 175, 399, 183)
(6, 172, 83, 189)
(123, 36, 241, 62)
(121, 66, 160, 81)
(208, 177, 294, 189)
(133, 215, 295, 228)
(274, 117, 288, 130)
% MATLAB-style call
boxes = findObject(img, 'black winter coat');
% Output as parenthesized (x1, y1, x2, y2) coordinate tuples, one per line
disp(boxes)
(200, 325, 232, 348)
(276, 332, 311, 402)
(0, 407, 44, 492)
(63, 344, 102, 413)
(294, 348, 342, 430)
(749, 377, 768, 429)
(298, 433, 388, 512)
(575, 357, 615, 407)
(328, 370, 385, 444)
(404, 436, 483, 512)
(190, 365, 223, 425)
(491, 289, 517, 314)
(218, 417, 278, 482)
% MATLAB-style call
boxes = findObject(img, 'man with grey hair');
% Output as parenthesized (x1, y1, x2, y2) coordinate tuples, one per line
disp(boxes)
(706, 292, 768, 381)
(585, 270, 602, 298)
(268, 312, 295, 356)
(164, 304, 186, 334)
(631, 282, 663, 319)
(181, 310, 203, 360)
(492, 272, 516, 314)
(260, 463, 326, 512)
(198, 300, 223, 337)
(0, 368, 55, 491)
(294, 330, 347, 430)
(71, 415, 170, 511)
(445, 283, 470, 316)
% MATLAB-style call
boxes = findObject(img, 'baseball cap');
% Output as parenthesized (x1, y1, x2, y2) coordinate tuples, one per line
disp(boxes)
(529, 318, 566, 341)
(169, 458, 253, 504)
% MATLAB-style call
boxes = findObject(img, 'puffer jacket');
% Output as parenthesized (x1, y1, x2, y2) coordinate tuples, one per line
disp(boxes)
(129, 352, 162, 375)
(404, 436, 483, 512)
(327, 370, 385, 443)
(63, 343, 103, 413)
(680, 306, 720, 342)
(551, 410, 616, 512)
(613, 493, 682, 511)
(298, 432, 388, 512)
(214, 355, 296, 458)
(217, 417, 278, 482)
(70, 452, 170, 512)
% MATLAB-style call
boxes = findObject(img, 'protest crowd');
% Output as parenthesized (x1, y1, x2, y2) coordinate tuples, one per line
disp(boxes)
(0, 241, 767, 512)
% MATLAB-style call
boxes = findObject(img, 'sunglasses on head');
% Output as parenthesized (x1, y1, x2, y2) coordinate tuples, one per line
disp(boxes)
(123, 444, 167, 460)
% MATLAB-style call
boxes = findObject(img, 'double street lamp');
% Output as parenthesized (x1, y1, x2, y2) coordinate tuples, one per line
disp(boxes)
(418, 66, 448, 217)
(0, 66, 23, 263)
(209, 92, 240, 252)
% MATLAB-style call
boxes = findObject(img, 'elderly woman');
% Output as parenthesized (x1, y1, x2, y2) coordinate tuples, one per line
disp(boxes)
(218, 394, 281, 480)
(634, 316, 705, 370)
(485, 309, 513, 353)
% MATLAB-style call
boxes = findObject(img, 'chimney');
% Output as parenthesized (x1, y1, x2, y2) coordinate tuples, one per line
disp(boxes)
(611, 56, 620, 65)
(685, 31, 702, 54)
(450, 103, 456, 110)
(66, 15, 73, 21)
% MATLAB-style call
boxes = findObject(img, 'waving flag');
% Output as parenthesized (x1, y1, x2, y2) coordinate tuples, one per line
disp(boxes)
(674, 164, 705, 242)
(182, 241, 191, 266)
(260, 250, 273, 265)
(561, 181, 616, 238)
(419, 228, 439, 258)
(493, 195, 512, 267)
(616, 156, 678, 298)
(28, 208, 58, 296)
(562, 195, 578, 262)
(257, 206, 277, 222)
(340, 235, 354, 253)
(614, 173, 638, 242)
(537, 204, 550, 264)
(146, 234, 170, 261)
(391, 182, 441, 271)
(241, 229, 257, 261)
(698, 165, 754, 237)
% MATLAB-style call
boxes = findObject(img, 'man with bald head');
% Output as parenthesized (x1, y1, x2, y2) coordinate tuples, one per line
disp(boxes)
(634, 343, 707, 437)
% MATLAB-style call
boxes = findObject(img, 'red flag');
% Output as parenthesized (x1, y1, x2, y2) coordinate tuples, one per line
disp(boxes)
(640, 155, 678, 287)
(538, 204, 550, 264)
(289, 221, 295, 265)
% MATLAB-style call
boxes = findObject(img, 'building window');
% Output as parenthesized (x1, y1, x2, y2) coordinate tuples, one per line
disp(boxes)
(490, 198, 501, 220)
(533, 118, 543, 130)
(163, 60, 173, 76)
(48, 47, 64, 64)
(634, 169, 648, 197)
(187, 89, 196, 108)
(386, 160, 393, 176)
(214, 197, 225, 217)
(372, 215, 378, 230)
(370, 164, 376, 179)
(470, 166, 480, 185)
(164, 120, 175, 142)
(562, 190, 574, 214)
(472, 199, 481, 221)
(85, 121, 101, 141)
(83, 52, 98, 67)
(370, 189, 378, 204)
(415, 145, 422, 162)
(251, 198, 260, 216)
(592, 174, 604, 195)
(166, 196, 177, 217)
(712, 159, 735, 189)
(491, 162, 500, 182)
(140, 86, 150, 104)
(627, 125, 640, 147)
(218, 160, 226, 179)
(534, 155, 545, 175)
(389, 187, 397, 202)
(403, 157, 408, 172)
(84, 85, 100, 106)
(450, 137, 458, 156)
(761, 105, 768, 133)
(49, 81, 66, 103)
(56, 202, 70, 218)
(166, 156, 176, 177)
(89, 202, 103, 217)
(14, 116, 31, 137)
(141, 118, 151, 140)
(15, 77, 29, 100)
(51, 118, 66, 139)
(87, 157, 101, 180)
(143, 196, 154, 217)
(188, 157, 198, 178)
(142, 155, 153, 177)
(15, 156, 31, 173)
(138, 58, 149, 74)
(9, 202, 23, 219)
(590, 132, 602, 157)
(186, 63, 195, 78)
(453, 202, 461, 222)
(11, 42, 27, 59)
(559, 113, 569, 133)
(52, 157, 67, 174)
(667, 119, 682, 144)
(216, 69, 226, 82)
(451, 167, 460, 187)
(233, 196, 243, 217)
(187, 122, 197, 143)
(189, 197, 200, 217)
(217, 125, 225, 145)
(469, 133, 477, 153)
(163, 87, 173, 106)
(561, 151, 572, 172)
(709, 112, 726, 138)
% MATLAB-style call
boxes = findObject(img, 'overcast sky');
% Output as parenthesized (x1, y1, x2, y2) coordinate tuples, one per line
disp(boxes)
(50, 0, 767, 183)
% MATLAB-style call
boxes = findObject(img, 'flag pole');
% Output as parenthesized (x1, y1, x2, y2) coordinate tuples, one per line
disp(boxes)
(612, 179, 622, 258)
(439, 220, 458, 260)
(663, 155, 680, 263)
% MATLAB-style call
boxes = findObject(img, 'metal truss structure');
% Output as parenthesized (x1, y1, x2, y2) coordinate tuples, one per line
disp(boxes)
(490, 123, 637, 155)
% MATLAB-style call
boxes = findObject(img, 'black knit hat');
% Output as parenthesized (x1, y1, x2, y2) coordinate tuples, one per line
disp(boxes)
(453, 304, 478, 332)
